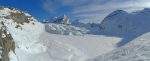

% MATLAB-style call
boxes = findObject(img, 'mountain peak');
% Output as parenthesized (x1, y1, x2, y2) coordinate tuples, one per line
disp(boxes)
(50, 14, 71, 25)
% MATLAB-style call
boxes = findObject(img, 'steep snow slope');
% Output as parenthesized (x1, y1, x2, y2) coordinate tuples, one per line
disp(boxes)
(0, 7, 48, 61)
(87, 32, 150, 61)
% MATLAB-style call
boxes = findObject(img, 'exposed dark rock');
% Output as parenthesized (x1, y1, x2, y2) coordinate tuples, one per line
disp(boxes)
(0, 23, 15, 61)
(15, 25, 21, 28)
(0, 6, 4, 10)
(7, 12, 31, 25)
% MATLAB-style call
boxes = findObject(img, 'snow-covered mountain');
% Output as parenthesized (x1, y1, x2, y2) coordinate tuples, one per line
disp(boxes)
(44, 15, 90, 35)
(99, 8, 150, 46)
(45, 15, 101, 35)
(86, 8, 150, 61)
(100, 8, 150, 35)
(50, 15, 71, 25)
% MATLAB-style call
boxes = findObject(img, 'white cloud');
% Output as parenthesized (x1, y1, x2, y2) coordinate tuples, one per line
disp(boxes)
(70, 0, 150, 23)
(43, 0, 58, 14)
(43, 0, 150, 23)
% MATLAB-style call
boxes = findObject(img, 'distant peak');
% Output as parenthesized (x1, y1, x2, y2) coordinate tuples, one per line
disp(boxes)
(50, 14, 71, 25)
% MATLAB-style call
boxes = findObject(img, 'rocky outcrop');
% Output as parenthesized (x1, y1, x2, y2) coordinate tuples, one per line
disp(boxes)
(0, 21, 15, 61)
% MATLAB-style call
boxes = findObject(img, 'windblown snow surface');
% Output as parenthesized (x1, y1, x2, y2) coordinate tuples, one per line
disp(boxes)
(87, 32, 150, 61)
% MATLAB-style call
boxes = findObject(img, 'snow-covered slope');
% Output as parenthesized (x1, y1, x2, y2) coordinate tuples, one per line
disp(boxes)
(86, 8, 150, 61)
(0, 7, 48, 61)
(87, 32, 150, 61)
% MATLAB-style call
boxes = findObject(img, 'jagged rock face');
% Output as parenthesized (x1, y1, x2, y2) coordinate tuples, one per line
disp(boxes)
(0, 22, 15, 61)
(0, 6, 33, 25)
(6, 12, 31, 24)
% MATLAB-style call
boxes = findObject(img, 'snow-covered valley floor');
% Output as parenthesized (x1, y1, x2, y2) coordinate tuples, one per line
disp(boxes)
(40, 31, 122, 59)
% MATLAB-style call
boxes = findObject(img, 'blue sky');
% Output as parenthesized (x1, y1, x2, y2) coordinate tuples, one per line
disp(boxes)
(0, 0, 50, 20)
(0, 0, 150, 22)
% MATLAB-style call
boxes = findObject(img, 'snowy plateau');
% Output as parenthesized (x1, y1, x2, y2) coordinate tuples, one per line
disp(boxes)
(0, 6, 150, 61)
